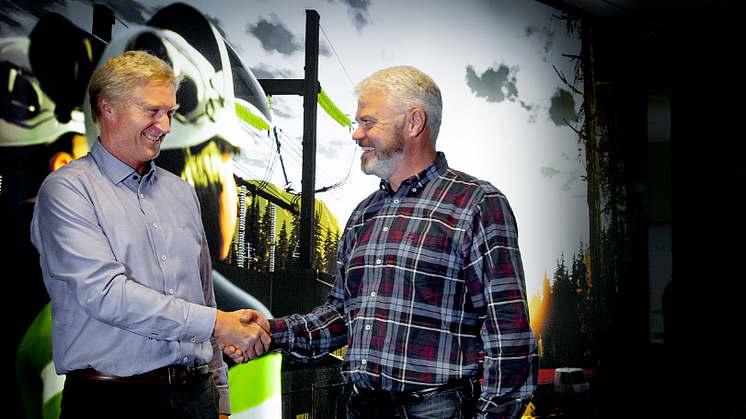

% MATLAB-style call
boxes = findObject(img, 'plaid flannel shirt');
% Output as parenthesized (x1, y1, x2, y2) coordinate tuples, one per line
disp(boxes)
(269, 153, 538, 418)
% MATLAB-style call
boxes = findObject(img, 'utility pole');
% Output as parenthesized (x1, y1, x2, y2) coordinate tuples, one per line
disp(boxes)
(257, 10, 320, 270)
(299, 10, 320, 270)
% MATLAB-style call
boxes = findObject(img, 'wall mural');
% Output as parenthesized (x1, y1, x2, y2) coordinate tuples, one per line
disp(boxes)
(3, 1, 592, 418)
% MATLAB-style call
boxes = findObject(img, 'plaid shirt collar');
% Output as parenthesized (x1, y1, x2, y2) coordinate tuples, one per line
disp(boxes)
(378, 151, 448, 196)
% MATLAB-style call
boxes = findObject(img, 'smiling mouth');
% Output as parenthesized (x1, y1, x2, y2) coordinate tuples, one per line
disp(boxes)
(144, 132, 165, 142)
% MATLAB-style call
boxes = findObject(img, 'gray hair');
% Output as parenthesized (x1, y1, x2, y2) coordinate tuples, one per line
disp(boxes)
(355, 66, 442, 144)
(89, 50, 183, 123)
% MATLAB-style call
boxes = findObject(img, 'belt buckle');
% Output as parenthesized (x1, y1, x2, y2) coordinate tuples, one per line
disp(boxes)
(168, 365, 203, 385)
(167, 366, 177, 385)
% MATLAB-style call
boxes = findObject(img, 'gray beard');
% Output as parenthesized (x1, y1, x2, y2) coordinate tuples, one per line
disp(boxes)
(362, 149, 405, 180)
(361, 126, 406, 180)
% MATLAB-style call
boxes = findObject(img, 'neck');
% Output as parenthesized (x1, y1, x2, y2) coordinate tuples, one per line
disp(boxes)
(388, 148, 437, 192)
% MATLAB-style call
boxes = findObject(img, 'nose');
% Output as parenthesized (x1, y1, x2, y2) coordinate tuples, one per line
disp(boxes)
(352, 124, 364, 142)
(155, 112, 172, 134)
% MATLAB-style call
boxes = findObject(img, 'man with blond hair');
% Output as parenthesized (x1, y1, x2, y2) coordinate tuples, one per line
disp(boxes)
(31, 50, 270, 418)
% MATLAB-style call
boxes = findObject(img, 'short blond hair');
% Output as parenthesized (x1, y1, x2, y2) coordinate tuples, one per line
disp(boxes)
(89, 50, 182, 123)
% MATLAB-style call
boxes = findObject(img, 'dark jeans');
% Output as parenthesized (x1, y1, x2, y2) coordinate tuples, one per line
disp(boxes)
(60, 373, 220, 419)
(347, 382, 479, 419)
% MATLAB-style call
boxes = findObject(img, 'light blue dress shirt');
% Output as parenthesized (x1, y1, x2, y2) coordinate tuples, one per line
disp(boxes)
(30, 139, 229, 409)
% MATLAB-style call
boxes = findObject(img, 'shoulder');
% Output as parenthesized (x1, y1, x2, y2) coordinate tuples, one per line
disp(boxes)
(154, 165, 189, 184)
(436, 167, 507, 205)
(152, 166, 201, 209)
(37, 154, 97, 193)
(439, 167, 519, 226)
(153, 166, 197, 194)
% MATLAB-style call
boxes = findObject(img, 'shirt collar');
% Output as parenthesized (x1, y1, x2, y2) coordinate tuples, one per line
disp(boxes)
(90, 138, 156, 186)
(379, 152, 448, 195)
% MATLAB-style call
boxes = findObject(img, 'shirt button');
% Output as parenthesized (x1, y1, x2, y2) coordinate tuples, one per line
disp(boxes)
(183, 357, 189, 363)
(370, 292, 375, 297)
(169, 289, 174, 295)
(393, 199, 400, 204)
(376, 259, 382, 265)
(191, 337, 196, 342)
(361, 359, 367, 365)
(153, 223, 158, 228)
(365, 325, 371, 331)
(162, 255, 167, 261)
(382, 226, 389, 232)
(412, 188, 417, 192)
(140, 193, 145, 199)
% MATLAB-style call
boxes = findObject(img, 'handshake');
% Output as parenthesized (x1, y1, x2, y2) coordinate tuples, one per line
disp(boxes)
(214, 309, 272, 364)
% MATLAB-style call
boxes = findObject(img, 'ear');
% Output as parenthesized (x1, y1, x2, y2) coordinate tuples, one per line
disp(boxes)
(407, 108, 427, 139)
(98, 97, 110, 114)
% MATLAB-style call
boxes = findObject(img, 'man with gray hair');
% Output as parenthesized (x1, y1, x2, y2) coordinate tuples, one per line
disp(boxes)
(227, 65, 538, 418)
(31, 50, 270, 418)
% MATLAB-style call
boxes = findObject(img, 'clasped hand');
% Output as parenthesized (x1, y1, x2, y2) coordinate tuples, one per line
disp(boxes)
(214, 309, 271, 364)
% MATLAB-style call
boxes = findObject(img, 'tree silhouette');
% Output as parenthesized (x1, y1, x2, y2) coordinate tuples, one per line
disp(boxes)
(322, 228, 340, 276)
(553, 12, 648, 374)
(275, 220, 289, 271)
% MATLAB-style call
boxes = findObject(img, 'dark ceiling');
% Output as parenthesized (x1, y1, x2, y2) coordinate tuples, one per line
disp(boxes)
(534, 0, 745, 144)
(538, 0, 745, 35)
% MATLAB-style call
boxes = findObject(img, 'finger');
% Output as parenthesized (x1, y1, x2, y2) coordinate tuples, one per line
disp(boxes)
(239, 310, 254, 324)
(229, 348, 245, 363)
(239, 310, 270, 333)
(254, 338, 264, 359)
(260, 329, 272, 349)
(246, 309, 270, 332)
(256, 315, 271, 333)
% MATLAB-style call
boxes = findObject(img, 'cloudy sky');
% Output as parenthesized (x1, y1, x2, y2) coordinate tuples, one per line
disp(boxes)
(1, 0, 587, 298)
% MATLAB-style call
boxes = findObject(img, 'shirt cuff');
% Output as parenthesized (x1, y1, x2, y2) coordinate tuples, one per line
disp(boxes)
(186, 304, 218, 343)
(267, 318, 290, 351)
(218, 385, 231, 415)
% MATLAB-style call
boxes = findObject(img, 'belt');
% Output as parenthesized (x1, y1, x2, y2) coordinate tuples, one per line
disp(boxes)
(66, 364, 210, 385)
(352, 377, 480, 406)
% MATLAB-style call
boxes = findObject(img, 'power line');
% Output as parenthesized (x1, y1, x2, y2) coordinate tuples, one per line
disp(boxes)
(319, 24, 355, 89)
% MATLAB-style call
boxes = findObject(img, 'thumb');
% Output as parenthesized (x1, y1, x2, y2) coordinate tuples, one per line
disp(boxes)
(239, 309, 257, 324)
(240, 310, 271, 333)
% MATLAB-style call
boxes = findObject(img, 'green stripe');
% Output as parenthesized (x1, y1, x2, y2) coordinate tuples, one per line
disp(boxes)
(235, 102, 271, 131)
(318, 88, 352, 127)
(228, 353, 282, 412)
(42, 393, 62, 419)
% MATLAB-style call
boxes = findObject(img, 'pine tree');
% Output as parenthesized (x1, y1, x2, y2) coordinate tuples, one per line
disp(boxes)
(275, 220, 289, 271)
(322, 228, 340, 276)
(247, 195, 261, 270)
(312, 212, 324, 272)
(549, 254, 583, 366)
(285, 214, 301, 270)
(255, 201, 273, 272)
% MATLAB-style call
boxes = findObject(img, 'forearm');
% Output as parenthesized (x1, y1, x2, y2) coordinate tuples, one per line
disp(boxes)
(477, 258, 538, 417)
(268, 301, 347, 359)
(478, 342, 538, 418)
(473, 193, 538, 418)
